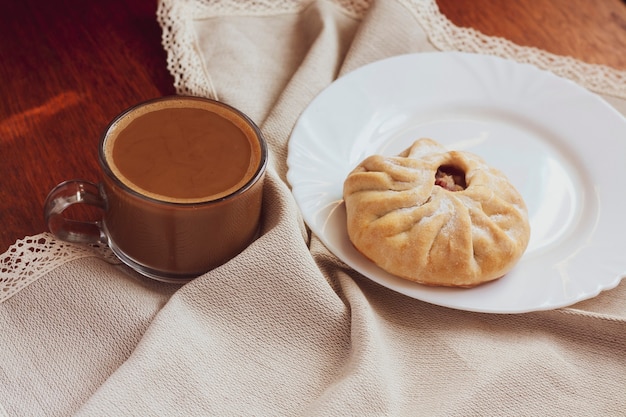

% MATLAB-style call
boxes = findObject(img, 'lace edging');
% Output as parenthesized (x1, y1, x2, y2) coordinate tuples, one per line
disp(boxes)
(157, 0, 219, 98)
(4, 0, 626, 304)
(156, 0, 373, 97)
(405, 0, 626, 99)
(158, 0, 626, 100)
(0, 233, 119, 303)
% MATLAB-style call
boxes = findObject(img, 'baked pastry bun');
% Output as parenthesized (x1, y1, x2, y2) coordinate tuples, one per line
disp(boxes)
(343, 138, 530, 287)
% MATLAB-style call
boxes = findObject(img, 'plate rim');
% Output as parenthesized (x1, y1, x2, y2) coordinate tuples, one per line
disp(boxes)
(287, 51, 626, 313)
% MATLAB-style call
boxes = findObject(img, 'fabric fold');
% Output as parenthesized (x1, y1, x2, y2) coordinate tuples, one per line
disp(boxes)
(2, 0, 625, 416)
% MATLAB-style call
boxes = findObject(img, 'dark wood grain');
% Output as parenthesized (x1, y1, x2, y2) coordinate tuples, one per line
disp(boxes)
(0, 0, 175, 252)
(1, 0, 625, 252)
(437, 0, 626, 70)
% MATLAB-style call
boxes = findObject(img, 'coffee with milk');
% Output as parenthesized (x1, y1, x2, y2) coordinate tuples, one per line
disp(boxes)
(44, 96, 267, 282)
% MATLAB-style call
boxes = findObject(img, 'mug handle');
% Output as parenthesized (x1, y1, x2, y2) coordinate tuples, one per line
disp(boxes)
(44, 180, 107, 244)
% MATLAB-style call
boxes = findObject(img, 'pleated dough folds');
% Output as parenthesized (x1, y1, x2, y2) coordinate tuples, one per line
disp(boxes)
(343, 138, 530, 287)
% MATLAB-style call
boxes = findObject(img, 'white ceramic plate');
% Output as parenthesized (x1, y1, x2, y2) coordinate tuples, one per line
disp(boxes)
(286, 52, 626, 313)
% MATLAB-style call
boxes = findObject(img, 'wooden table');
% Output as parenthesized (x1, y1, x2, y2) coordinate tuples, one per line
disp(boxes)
(1, 0, 625, 253)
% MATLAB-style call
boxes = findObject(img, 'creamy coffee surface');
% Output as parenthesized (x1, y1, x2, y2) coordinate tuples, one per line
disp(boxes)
(104, 99, 261, 203)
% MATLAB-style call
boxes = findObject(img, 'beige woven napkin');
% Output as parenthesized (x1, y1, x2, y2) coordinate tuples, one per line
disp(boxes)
(2, 0, 625, 416)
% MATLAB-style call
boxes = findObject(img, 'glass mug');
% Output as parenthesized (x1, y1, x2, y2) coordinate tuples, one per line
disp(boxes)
(44, 96, 267, 283)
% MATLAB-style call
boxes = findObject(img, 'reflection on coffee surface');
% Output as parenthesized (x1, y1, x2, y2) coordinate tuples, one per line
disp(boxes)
(104, 100, 261, 203)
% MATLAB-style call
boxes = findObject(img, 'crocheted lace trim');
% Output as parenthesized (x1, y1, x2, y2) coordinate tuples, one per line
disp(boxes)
(3, 0, 626, 303)
(0, 234, 119, 303)
(157, 0, 626, 99)
(405, 0, 626, 99)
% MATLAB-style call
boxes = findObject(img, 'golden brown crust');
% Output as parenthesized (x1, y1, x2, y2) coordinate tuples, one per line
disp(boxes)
(343, 138, 530, 287)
